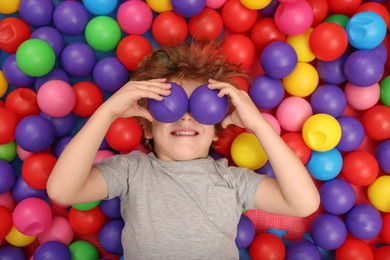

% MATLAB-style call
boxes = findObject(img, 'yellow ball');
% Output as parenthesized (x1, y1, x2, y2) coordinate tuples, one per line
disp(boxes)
(0, 0, 20, 14)
(368, 175, 390, 212)
(0, 71, 8, 98)
(231, 132, 268, 170)
(240, 0, 272, 10)
(5, 226, 37, 247)
(302, 113, 342, 152)
(286, 28, 315, 62)
(146, 0, 172, 13)
(282, 62, 319, 97)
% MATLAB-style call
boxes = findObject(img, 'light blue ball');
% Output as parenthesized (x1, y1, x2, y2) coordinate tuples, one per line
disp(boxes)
(306, 148, 343, 181)
(82, 0, 118, 15)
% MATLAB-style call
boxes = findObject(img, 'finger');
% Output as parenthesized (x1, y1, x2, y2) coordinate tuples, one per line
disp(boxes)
(137, 107, 154, 122)
(221, 116, 233, 129)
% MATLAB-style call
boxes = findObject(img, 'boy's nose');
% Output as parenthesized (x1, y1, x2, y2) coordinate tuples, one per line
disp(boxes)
(180, 112, 194, 121)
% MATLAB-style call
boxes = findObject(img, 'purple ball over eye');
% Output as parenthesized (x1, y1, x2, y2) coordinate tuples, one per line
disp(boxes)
(148, 82, 188, 123)
(189, 84, 228, 125)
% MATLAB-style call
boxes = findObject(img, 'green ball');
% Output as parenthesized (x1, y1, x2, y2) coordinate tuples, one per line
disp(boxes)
(15, 39, 56, 77)
(72, 200, 101, 211)
(325, 14, 350, 29)
(69, 240, 99, 260)
(85, 16, 122, 52)
(0, 141, 17, 162)
(380, 76, 390, 106)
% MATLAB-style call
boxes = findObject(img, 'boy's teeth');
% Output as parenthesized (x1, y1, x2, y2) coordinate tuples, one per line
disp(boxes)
(173, 131, 197, 136)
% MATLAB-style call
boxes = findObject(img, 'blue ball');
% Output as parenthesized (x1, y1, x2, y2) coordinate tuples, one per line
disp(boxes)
(249, 74, 285, 110)
(82, 0, 118, 15)
(306, 148, 343, 181)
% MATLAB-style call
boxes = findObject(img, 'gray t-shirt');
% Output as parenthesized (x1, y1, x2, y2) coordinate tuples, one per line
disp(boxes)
(95, 151, 264, 260)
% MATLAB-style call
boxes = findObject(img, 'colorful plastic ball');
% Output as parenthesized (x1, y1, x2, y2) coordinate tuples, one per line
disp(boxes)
(117, 0, 153, 35)
(116, 35, 153, 71)
(5, 225, 37, 246)
(255, 161, 275, 178)
(336, 116, 365, 152)
(21, 152, 56, 190)
(34, 67, 70, 91)
(249, 232, 286, 260)
(324, 14, 350, 28)
(145, 0, 173, 13)
(94, 149, 114, 163)
(0, 107, 19, 144)
(262, 113, 281, 134)
(0, 71, 6, 98)
(302, 113, 342, 152)
(85, 16, 122, 52)
(281, 132, 311, 164)
(212, 125, 244, 157)
(341, 151, 378, 187)
(206, 0, 227, 8)
(380, 76, 390, 107)
(52, 135, 72, 158)
(34, 241, 71, 260)
(106, 117, 143, 152)
(250, 17, 286, 52)
(152, 11, 188, 47)
(0, 141, 17, 162)
(188, 8, 223, 40)
(373, 43, 387, 64)
(316, 53, 347, 85)
(0, 160, 15, 194)
(222, 0, 257, 33)
(0, 245, 27, 259)
(381, 214, 390, 244)
(319, 178, 355, 214)
(0, 191, 15, 211)
(0, 205, 12, 241)
(98, 219, 125, 255)
(148, 82, 188, 123)
(0, 17, 31, 53)
(2, 54, 34, 87)
(306, 0, 328, 27)
(40, 112, 74, 138)
(68, 207, 106, 235)
(72, 200, 101, 211)
(0, 0, 21, 14)
(11, 175, 47, 203)
(309, 84, 346, 118)
(93, 57, 129, 93)
(306, 148, 342, 181)
(274, 0, 313, 36)
(327, 0, 361, 16)
(60, 42, 96, 77)
(189, 84, 229, 125)
(249, 75, 285, 110)
(368, 175, 390, 212)
(335, 238, 374, 260)
(286, 28, 315, 62)
(355, 2, 390, 27)
(345, 203, 382, 240)
(31, 26, 64, 59)
(68, 240, 99, 260)
(276, 96, 313, 132)
(99, 197, 121, 219)
(309, 22, 348, 61)
(53, 1, 89, 35)
(72, 81, 103, 117)
(375, 246, 390, 259)
(361, 105, 390, 140)
(38, 215, 74, 245)
(375, 139, 390, 173)
(235, 214, 255, 249)
(231, 132, 268, 170)
(282, 62, 319, 97)
(260, 0, 278, 17)
(241, 0, 272, 9)
(261, 41, 298, 79)
(172, 0, 206, 17)
(285, 240, 321, 260)
(19, 0, 54, 27)
(221, 34, 256, 70)
(346, 12, 387, 50)
(343, 49, 384, 87)
(310, 213, 347, 250)
(82, 0, 118, 15)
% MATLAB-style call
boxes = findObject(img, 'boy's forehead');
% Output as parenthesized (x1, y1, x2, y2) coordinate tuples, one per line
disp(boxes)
(171, 78, 206, 96)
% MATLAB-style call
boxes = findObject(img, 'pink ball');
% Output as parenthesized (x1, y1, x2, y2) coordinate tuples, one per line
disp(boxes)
(37, 80, 76, 118)
(94, 149, 115, 163)
(16, 144, 33, 161)
(117, 0, 153, 35)
(12, 197, 53, 236)
(206, 0, 227, 9)
(262, 112, 281, 135)
(38, 215, 74, 245)
(276, 96, 313, 132)
(274, 0, 314, 36)
(344, 82, 380, 110)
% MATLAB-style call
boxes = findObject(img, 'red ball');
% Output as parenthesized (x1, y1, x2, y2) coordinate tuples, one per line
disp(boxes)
(231, 76, 249, 93)
(306, 0, 329, 27)
(188, 8, 223, 40)
(281, 132, 312, 165)
(5, 88, 40, 119)
(354, 2, 390, 27)
(249, 232, 286, 260)
(21, 152, 57, 190)
(152, 11, 188, 46)
(221, 34, 256, 71)
(250, 18, 286, 52)
(0, 107, 19, 144)
(327, 0, 361, 16)
(381, 214, 390, 244)
(0, 205, 12, 240)
(361, 105, 390, 140)
(309, 22, 348, 61)
(340, 151, 378, 187)
(335, 238, 374, 260)
(221, 0, 258, 33)
(0, 100, 4, 107)
(374, 246, 390, 260)
(68, 207, 106, 235)
(212, 125, 244, 158)
(0, 17, 31, 54)
(106, 117, 143, 152)
(72, 81, 104, 117)
(116, 35, 153, 71)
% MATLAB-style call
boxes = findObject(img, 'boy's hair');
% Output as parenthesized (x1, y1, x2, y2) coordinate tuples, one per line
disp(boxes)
(131, 39, 251, 151)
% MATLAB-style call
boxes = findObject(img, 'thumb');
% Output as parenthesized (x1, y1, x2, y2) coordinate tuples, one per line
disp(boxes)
(137, 108, 154, 122)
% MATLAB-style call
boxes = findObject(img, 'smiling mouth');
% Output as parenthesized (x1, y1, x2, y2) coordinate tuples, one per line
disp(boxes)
(171, 130, 199, 136)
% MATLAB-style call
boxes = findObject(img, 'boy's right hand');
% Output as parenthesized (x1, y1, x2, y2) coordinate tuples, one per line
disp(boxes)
(100, 78, 172, 121)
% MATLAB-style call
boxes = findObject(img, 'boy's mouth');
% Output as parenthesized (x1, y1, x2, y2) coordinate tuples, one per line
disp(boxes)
(171, 130, 199, 136)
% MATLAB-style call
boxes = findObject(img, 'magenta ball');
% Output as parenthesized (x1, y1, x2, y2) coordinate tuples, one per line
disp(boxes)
(345, 203, 382, 240)
(172, 0, 206, 17)
(38, 216, 74, 245)
(31, 26, 64, 58)
(235, 214, 255, 249)
(310, 84, 347, 118)
(148, 82, 188, 123)
(34, 241, 71, 260)
(274, 0, 313, 35)
(11, 176, 47, 203)
(249, 75, 285, 109)
(60, 42, 96, 77)
(316, 53, 348, 85)
(286, 240, 321, 260)
(37, 80, 76, 118)
(98, 219, 124, 255)
(93, 57, 129, 93)
(319, 178, 356, 215)
(53, 1, 89, 35)
(117, 0, 153, 35)
(310, 213, 347, 250)
(0, 160, 15, 194)
(2, 54, 34, 87)
(19, 0, 54, 27)
(336, 116, 365, 152)
(189, 84, 228, 125)
(34, 68, 70, 91)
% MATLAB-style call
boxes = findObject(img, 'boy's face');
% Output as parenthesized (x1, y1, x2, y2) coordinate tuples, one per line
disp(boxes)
(151, 79, 218, 161)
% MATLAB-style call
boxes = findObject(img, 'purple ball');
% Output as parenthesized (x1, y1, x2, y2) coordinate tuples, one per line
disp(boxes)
(0, 245, 28, 260)
(0, 160, 15, 194)
(93, 57, 129, 93)
(260, 0, 279, 17)
(53, 1, 89, 35)
(98, 219, 124, 255)
(12, 176, 47, 203)
(310, 213, 347, 250)
(373, 43, 388, 64)
(316, 53, 348, 85)
(249, 74, 285, 110)
(375, 139, 390, 173)
(345, 203, 382, 240)
(61, 42, 96, 77)
(2, 54, 35, 87)
(39, 112, 75, 138)
(286, 240, 321, 260)
(34, 241, 71, 260)
(336, 116, 365, 152)
(99, 197, 121, 219)
(19, 0, 54, 27)
(255, 161, 275, 178)
(344, 49, 384, 87)
(15, 115, 55, 153)
(148, 82, 188, 123)
(171, 0, 206, 17)
(310, 84, 346, 118)
(31, 26, 64, 58)
(52, 135, 73, 158)
(34, 68, 70, 91)
(319, 178, 356, 215)
(235, 214, 255, 249)
(189, 84, 228, 125)
(261, 41, 298, 79)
